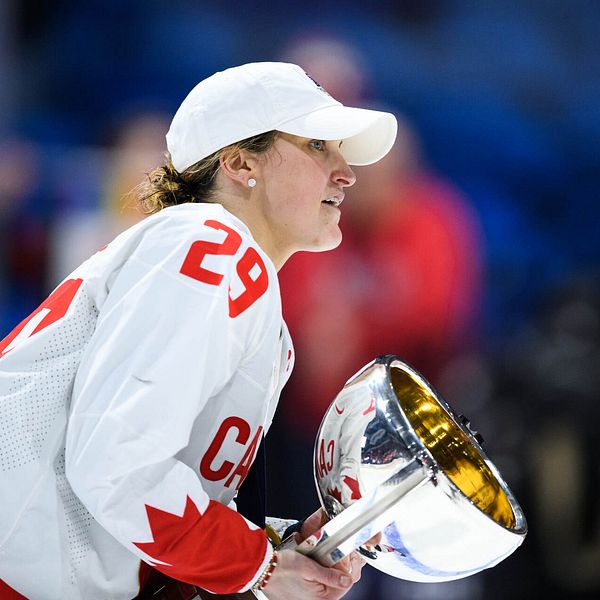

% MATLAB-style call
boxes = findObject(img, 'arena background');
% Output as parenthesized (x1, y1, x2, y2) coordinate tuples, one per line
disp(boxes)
(1, 1, 599, 598)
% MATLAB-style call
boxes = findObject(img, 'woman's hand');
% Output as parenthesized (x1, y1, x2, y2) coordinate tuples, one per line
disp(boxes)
(261, 548, 354, 600)
(261, 508, 368, 598)
(296, 508, 368, 588)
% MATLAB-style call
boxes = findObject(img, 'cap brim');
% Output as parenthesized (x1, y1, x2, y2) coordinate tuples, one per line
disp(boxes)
(277, 105, 398, 166)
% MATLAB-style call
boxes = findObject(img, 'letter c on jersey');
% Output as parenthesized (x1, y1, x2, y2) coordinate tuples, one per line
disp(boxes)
(200, 416, 263, 491)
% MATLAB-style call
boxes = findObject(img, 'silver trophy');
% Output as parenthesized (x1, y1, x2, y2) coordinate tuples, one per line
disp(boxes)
(291, 355, 527, 582)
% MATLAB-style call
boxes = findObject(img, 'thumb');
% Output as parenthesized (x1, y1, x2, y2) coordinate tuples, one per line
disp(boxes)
(306, 562, 352, 590)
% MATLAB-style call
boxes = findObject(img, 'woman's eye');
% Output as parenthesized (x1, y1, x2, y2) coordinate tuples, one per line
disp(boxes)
(310, 140, 326, 152)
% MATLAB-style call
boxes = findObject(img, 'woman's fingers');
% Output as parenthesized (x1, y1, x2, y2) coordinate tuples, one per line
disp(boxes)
(348, 551, 366, 582)
(298, 507, 329, 542)
(263, 549, 354, 600)
(304, 558, 353, 590)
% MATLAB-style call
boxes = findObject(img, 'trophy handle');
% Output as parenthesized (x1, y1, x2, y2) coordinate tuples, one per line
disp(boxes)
(277, 459, 431, 567)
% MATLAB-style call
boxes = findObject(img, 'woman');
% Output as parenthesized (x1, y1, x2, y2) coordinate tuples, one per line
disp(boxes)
(0, 62, 397, 599)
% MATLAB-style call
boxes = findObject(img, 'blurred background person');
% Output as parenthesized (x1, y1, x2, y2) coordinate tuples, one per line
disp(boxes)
(0, 136, 48, 336)
(47, 110, 170, 285)
(269, 34, 486, 600)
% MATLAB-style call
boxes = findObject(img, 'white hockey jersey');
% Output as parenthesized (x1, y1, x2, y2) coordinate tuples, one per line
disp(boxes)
(0, 203, 294, 599)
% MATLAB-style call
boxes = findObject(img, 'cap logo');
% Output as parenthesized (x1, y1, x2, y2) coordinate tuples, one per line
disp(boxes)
(305, 71, 331, 98)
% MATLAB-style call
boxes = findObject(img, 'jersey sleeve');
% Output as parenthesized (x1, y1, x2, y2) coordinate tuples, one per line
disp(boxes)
(64, 216, 276, 594)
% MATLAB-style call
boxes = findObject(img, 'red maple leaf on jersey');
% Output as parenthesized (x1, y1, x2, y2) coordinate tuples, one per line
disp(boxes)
(343, 475, 362, 500)
(133, 495, 269, 594)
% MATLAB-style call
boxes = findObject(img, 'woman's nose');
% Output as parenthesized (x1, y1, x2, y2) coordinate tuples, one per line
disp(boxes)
(333, 162, 357, 188)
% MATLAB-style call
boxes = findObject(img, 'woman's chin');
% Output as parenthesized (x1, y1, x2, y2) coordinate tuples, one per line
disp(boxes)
(313, 231, 343, 253)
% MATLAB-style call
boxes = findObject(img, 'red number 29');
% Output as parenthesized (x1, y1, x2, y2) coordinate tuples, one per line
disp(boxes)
(179, 220, 269, 318)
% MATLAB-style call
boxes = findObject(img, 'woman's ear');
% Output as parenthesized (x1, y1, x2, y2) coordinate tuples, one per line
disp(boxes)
(219, 148, 258, 188)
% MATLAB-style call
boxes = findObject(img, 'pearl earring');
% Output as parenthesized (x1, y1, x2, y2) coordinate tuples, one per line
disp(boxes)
(247, 178, 257, 188)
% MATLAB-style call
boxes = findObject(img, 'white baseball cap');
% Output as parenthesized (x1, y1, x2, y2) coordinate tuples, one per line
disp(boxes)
(166, 62, 397, 172)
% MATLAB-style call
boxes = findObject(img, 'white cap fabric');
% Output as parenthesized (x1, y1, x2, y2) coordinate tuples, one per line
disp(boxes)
(166, 62, 397, 172)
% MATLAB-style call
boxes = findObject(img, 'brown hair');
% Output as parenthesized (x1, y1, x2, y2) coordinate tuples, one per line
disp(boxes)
(138, 131, 278, 214)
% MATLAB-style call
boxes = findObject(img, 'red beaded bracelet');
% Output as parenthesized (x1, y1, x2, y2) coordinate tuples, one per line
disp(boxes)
(253, 550, 279, 591)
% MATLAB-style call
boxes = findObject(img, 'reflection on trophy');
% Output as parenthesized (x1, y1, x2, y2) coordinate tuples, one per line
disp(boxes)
(293, 354, 527, 582)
